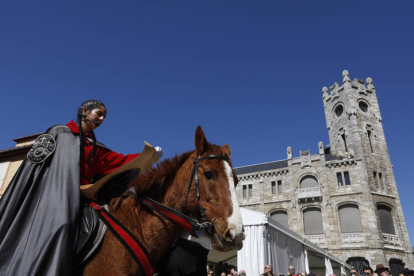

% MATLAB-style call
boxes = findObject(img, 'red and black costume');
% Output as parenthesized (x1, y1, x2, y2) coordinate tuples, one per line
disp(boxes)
(66, 120, 140, 185)
(0, 122, 140, 276)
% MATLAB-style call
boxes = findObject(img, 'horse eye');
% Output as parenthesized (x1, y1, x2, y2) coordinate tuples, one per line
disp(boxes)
(204, 170, 215, 180)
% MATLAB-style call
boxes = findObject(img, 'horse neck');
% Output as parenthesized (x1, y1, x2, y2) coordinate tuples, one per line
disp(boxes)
(113, 153, 198, 263)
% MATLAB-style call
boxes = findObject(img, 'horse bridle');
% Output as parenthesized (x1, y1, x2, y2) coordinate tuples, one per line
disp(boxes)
(187, 152, 230, 234)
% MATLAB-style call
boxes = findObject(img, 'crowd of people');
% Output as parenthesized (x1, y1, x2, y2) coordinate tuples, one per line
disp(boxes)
(205, 264, 414, 276)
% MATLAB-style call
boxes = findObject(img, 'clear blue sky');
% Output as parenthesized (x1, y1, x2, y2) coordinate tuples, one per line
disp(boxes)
(1, 1, 413, 246)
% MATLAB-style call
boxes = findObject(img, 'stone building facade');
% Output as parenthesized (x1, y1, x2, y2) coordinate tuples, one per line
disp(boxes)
(234, 71, 413, 274)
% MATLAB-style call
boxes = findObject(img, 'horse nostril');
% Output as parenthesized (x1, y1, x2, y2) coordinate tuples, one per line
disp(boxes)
(224, 228, 235, 242)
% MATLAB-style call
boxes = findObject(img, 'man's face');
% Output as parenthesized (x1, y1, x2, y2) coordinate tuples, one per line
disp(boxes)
(380, 271, 389, 276)
(289, 266, 295, 274)
(265, 265, 272, 274)
(231, 269, 237, 276)
(364, 270, 372, 276)
(351, 270, 357, 276)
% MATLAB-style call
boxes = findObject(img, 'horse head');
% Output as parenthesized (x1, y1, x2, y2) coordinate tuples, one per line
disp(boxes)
(186, 126, 245, 251)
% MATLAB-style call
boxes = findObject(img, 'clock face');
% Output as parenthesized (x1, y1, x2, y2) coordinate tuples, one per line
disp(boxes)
(359, 101, 368, 112)
(334, 105, 344, 117)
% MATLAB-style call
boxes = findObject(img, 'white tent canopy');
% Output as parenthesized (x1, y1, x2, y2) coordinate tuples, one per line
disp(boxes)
(208, 208, 352, 276)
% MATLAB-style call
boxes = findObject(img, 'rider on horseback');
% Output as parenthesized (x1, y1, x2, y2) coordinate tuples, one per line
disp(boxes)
(0, 100, 162, 276)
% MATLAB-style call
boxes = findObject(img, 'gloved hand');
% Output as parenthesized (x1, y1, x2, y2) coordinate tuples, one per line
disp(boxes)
(154, 146, 163, 158)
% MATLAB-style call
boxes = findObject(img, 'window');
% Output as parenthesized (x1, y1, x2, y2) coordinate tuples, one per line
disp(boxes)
(338, 204, 363, 233)
(344, 172, 351, 185)
(277, 180, 283, 193)
(0, 161, 10, 188)
(346, 257, 369, 274)
(300, 175, 318, 189)
(367, 129, 374, 153)
(378, 173, 383, 189)
(337, 171, 351, 186)
(271, 180, 283, 194)
(303, 207, 324, 235)
(270, 210, 288, 228)
(373, 171, 384, 189)
(389, 259, 405, 276)
(337, 172, 343, 186)
(341, 133, 348, 152)
(243, 185, 253, 198)
(377, 205, 396, 235)
(359, 101, 368, 112)
(335, 105, 344, 117)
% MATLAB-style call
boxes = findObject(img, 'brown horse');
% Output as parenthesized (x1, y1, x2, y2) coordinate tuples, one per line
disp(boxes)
(81, 126, 245, 275)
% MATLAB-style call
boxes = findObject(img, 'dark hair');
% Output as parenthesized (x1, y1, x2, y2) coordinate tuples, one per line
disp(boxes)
(363, 267, 374, 274)
(77, 100, 106, 176)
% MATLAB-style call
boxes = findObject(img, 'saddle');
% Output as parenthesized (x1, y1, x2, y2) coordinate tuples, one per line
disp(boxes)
(74, 203, 108, 268)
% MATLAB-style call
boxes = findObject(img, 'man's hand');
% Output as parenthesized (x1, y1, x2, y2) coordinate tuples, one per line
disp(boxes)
(154, 146, 163, 158)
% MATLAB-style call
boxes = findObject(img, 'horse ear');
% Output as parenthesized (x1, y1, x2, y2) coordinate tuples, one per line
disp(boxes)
(194, 126, 209, 154)
(223, 143, 231, 156)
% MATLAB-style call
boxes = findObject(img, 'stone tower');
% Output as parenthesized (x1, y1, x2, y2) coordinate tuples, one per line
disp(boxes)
(234, 70, 413, 274)
(322, 70, 412, 271)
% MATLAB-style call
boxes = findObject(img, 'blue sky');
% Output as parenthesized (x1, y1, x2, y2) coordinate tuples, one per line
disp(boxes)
(1, 1, 413, 246)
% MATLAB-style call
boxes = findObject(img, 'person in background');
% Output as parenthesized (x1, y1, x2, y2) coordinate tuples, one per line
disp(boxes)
(288, 266, 296, 276)
(351, 268, 359, 276)
(264, 264, 275, 276)
(301, 271, 307, 276)
(363, 266, 374, 276)
(402, 268, 414, 276)
(238, 270, 246, 276)
(374, 264, 390, 276)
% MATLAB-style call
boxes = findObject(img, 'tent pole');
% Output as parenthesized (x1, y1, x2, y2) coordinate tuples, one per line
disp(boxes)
(264, 223, 269, 266)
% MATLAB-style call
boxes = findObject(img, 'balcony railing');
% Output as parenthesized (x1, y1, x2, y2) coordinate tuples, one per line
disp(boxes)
(342, 233, 365, 245)
(298, 187, 322, 201)
(383, 233, 400, 246)
(306, 234, 326, 245)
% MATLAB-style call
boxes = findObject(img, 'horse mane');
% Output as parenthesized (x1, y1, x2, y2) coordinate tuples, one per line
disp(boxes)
(131, 149, 196, 197)
(108, 143, 233, 209)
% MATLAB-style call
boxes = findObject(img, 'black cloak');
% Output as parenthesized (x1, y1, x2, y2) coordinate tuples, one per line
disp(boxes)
(0, 125, 81, 276)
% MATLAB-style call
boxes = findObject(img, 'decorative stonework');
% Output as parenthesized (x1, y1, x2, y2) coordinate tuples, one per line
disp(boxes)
(298, 187, 322, 201)
(306, 234, 326, 245)
(342, 233, 365, 245)
(326, 159, 357, 168)
(238, 169, 289, 181)
(300, 150, 311, 168)
(383, 234, 401, 246)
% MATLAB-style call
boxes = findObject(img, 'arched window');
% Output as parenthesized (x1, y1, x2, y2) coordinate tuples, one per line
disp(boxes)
(389, 259, 405, 276)
(377, 205, 396, 235)
(300, 175, 318, 189)
(359, 101, 368, 112)
(346, 257, 369, 274)
(338, 204, 363, 233)
(303, 207, 324, 235)
(270, 210, 288, 228)
(335, 105, 344, 117)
